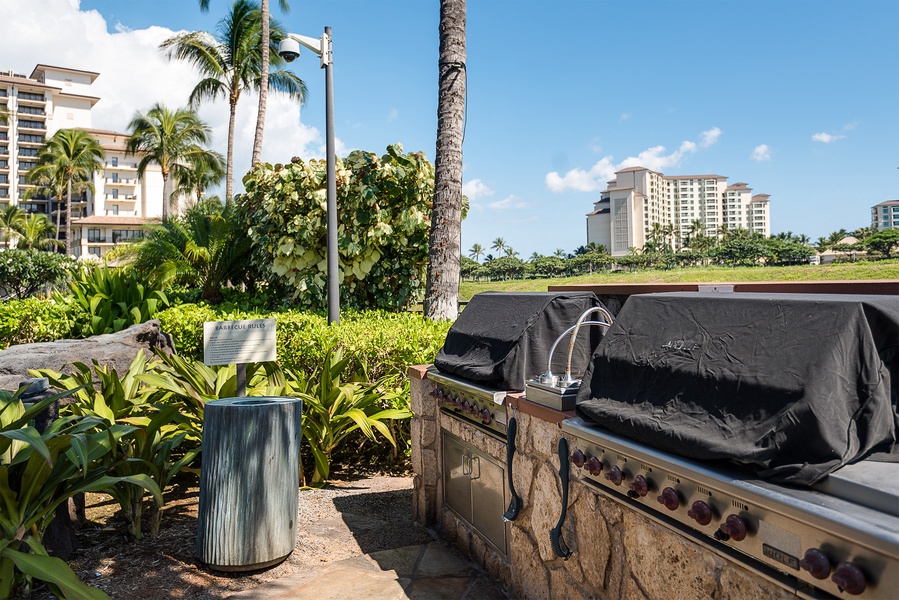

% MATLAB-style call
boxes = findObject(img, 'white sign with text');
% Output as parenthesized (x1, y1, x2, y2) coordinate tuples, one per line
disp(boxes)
(203, 319, 277, 366)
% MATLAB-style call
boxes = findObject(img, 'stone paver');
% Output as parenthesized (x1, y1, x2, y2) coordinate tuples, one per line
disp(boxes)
(228, 540, 507, 600)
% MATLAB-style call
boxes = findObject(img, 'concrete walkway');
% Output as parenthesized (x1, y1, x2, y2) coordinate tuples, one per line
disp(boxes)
(228, 540, 508, 599)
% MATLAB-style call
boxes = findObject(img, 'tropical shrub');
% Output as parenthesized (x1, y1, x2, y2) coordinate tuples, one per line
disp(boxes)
(65, 266, 169, 336)
(0, 297, 80, 349)
(238, 143, 435, 311)
(0, 248, 76, 299)
(0, 385, 160, 599)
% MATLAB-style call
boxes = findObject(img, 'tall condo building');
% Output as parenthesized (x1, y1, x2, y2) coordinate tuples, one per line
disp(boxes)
(586, 166, 771, 256)
(871, 200, 899, 231)
(0, 64, 167, 257)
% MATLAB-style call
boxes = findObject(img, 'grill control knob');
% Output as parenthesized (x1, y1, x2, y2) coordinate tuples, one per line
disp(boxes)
(480, 408, 492, 424)
(453, 396, 463, 408)
(470, 403, 480, 416)
(798, 548, 832, 580)
(687, 500, 713, 526)
(462, 400, 471, 413)
(604, 465, 624, 486)
(586, 456, 604, 476)
(717, 514, 747, 542)
(657, 487, 680, 511)
(570, 449, 587, 468)
(628, 475, 649, 498)
(831, 562, 866, 595)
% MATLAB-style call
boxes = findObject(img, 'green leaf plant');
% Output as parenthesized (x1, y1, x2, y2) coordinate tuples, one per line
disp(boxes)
(0, 384, 161, 599)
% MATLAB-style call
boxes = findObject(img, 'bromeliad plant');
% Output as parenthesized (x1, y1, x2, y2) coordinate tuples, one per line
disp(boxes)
(0, 385, 161, 599)
(285, 349, 412, 487)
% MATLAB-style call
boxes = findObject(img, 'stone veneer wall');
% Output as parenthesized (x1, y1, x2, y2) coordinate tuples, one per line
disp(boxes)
(410, 366, 794, 600)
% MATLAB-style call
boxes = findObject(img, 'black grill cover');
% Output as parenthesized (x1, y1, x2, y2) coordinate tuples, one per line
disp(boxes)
(435, 292, 605, 391)
(575, 293, 899, 486)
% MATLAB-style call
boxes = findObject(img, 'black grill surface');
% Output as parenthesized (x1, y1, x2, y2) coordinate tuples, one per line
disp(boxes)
(575, 292, 899, 486)
(435, 292, 604, 391)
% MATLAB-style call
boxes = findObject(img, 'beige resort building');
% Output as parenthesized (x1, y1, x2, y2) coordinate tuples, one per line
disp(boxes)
(871, 200, 899, 231)
(586, 166, 771, 257)
(1, 64, 168, 258)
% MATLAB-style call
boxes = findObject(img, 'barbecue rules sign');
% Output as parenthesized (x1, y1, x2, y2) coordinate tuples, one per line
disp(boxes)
(203, 319, 277, 366)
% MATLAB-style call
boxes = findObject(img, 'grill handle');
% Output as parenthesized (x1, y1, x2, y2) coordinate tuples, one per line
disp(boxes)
(550, 437, 573, 560)
(502, 417, 522, 522)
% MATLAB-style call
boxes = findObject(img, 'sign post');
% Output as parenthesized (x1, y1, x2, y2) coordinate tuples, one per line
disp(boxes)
(203, 318, 277, 396)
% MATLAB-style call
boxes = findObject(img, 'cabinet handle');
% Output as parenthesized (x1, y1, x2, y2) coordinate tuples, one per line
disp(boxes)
(469, 456, 480, 480)
(550, 437, 573, 560)
(462, 452, 470, 476)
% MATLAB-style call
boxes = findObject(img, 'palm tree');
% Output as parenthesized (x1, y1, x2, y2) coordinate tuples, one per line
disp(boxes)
(504, 246, 518, 258)
(127, 103, 213, 221)
(173, 149, 226, 208)
(32, 129, 104, 255)
(468, 242, 484, 262)
(553, 248, 566, 258)
(529, 251, 541, 262)
(0, 204, 26, 248)
(134, 202, 251, 303)
(164, 0, 306, 201)
(491, 237, 506, 255)
(12, 213, 63, 251)
(424, 0, 466, 321)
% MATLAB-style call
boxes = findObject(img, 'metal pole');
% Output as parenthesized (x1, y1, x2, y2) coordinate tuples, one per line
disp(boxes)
(324, 26, 339, 325)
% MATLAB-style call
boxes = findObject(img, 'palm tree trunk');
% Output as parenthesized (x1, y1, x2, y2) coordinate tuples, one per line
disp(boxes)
(226, 101, 236, 202)
(252, 0, 270, 165)
(424, 0, 466, 321)
(65, 179, 73, 255)
(161, 172, 170, 221)
(55, 189, 63, 243)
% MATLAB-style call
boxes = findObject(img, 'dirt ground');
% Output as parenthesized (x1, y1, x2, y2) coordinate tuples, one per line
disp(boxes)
(34, 473, 433, 599)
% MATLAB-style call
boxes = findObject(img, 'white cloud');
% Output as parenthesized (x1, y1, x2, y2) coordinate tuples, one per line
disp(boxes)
(0, 0, 335, 195)
(751, 144, 771, 161)
(812, 132, 845, 143)
(488, 194, 527, 210)
(545, 128, 721, 193)
(462, 178, 494, 202)
(842, 121, 859, 131)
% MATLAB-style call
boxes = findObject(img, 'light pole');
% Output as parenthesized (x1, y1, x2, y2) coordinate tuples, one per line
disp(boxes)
(279, 27, 339, 324)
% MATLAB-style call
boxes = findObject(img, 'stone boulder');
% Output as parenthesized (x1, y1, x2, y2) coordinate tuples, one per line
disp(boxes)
(0, 320, 176, 391)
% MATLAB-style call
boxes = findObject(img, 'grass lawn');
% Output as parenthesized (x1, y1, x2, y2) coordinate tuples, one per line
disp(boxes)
(459, 260, 899, 301)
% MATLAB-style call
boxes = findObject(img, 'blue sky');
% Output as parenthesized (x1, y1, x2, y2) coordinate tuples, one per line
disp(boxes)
(2, 0, 896, 256)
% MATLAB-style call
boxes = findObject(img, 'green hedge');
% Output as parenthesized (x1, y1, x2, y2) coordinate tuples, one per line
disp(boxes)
(0, 298, 81, 349)
(156, 303, 451, 380)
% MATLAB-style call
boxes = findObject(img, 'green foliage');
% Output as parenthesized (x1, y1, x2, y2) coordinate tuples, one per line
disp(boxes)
(0, 249, 76, 299)
(485, 256, 526, 280)
(0, 297, 80, 349)
(238, 143, 434, 311)
(283, 349, 411, 486)
(155, 303, 451, 380)
(865, 229, 899, 257)
(0, 385, 160, 598)
(66, 266, 169, 336)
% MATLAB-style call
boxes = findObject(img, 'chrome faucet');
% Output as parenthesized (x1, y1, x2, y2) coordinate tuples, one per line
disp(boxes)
(539, 306, 613, 388)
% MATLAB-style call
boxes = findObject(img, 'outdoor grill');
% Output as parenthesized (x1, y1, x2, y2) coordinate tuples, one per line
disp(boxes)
(558, 292, 899, 598)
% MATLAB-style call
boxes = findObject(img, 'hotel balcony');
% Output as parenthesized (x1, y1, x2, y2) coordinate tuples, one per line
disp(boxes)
(16, 92, 47, 106)
(0, 147, 8, 157)
(17, 121, 47, 132)
(17, 107, 47, 118)
(105, 177, 137, 186)
(105, 194, 137, 202)
(17, 135, 45, 147)
(105, 161, 138, 170)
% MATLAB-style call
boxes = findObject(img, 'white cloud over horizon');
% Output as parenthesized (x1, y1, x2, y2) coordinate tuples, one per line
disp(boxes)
(752, 144, 771, 161)
(545, 127, 722, 193)
(462, 178, 494, 202)
(811, 132, 845, 144)
(488, 194, 526, 210)
(0, 0, 337, 196)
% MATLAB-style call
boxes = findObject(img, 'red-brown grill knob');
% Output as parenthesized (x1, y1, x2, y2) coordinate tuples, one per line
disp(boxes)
(717, 514, 747, 542)
(570, 449, 586, 468)
(480, 408, 492, 424)
(586, 456, 604, 476)
(462, 400, 471, 413)
(470, 403, 480, 416)
(628, 475, 649, 497)
(687, 500, 713, 526)
(604, 465, 624, 486)
(657, 487, 680, 511)
(831, 562, 866, 595)
(798, 548, 832, 580)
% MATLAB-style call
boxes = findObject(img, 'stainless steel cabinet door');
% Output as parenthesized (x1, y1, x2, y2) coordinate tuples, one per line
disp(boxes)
(443, 433, 472, 520)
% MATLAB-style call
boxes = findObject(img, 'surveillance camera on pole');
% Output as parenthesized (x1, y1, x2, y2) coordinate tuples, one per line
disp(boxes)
(277, 38, 300, 62)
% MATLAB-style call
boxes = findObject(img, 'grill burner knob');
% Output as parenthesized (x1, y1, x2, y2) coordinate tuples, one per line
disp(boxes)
(798, 548, 832, 580)
(470, 403, 480, 416)
(717, 514, 747, 542)
(657, 487, 680, 511)
(687, 500, 713, 526)
(586, 456, 603, 476)
(604, 465, 624, 486)
(571, 449, 586, 468)
(480, 408, 492, 424)
(831, 562, 866, 595)
(627, 475, 649, 498)
(462, 400, 471, 413)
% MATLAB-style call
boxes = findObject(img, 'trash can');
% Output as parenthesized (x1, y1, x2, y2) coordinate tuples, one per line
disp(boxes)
(196, 396, 303, 571)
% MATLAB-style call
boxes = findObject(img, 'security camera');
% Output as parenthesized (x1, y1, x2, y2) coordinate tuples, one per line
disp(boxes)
(278, 38, 300, 62)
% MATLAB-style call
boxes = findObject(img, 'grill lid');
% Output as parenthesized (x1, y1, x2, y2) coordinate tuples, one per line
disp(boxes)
(575, 292, 899, 486)
(435, 292, 604, 391)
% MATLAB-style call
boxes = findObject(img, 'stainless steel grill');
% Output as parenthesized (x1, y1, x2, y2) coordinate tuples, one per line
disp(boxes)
(427, 369, 508, 440)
